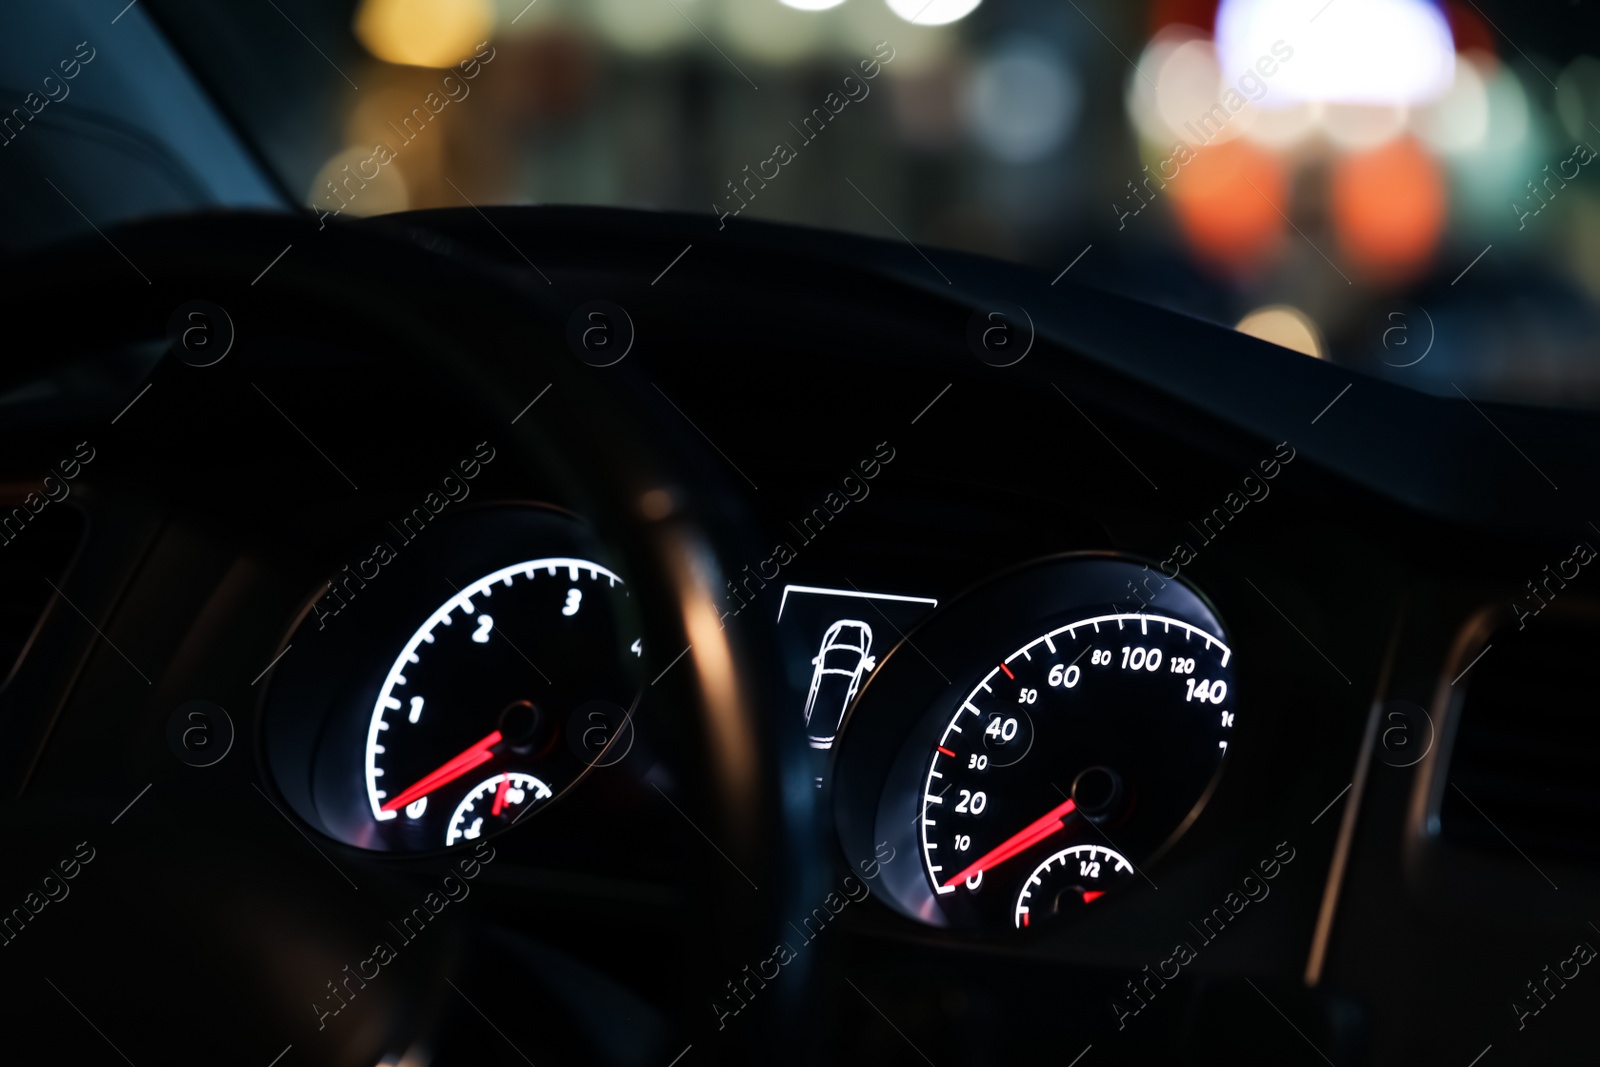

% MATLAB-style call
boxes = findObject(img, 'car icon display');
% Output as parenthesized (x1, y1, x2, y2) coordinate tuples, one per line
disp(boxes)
(804, 620, 876, 749)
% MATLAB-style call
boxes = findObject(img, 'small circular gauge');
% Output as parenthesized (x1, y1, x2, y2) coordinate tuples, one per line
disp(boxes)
(446, 772, 554, 846)
(366, 557, 638, 849)
(1014, 844, 1136, 928)
(919, 610, 1232, 928)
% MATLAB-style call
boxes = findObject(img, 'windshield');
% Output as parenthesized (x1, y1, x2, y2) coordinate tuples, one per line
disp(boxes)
(147, 0, 1600, 407)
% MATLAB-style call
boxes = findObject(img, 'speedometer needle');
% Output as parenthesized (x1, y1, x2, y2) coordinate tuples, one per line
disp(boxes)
(941, 797, 1077, 888)
(381, 730, 503, 813)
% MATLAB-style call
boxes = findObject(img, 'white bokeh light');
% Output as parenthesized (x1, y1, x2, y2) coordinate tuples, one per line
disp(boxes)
(1156, 38, 1243, 146)
(968, 41, 1082, 162)
(1411, 55, 1490, 154)
(1126, 27, 1203, 146)
(887, 0, 982, 27)
(1322, 103, 1409, 149)
(780, 0, 848, 9)
(722, 0, 827, 61)
(1237, 100, 1317, 147)
(1217, 0, 1455, 106)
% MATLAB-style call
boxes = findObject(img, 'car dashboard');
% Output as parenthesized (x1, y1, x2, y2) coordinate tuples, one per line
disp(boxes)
(0, 205, 1595, 1066)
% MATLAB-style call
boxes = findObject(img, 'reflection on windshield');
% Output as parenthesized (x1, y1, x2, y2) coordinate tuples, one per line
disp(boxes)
(155, 0, 1600, 407)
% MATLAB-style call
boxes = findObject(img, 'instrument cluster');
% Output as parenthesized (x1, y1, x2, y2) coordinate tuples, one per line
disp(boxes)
(261, 502, 1238, 941)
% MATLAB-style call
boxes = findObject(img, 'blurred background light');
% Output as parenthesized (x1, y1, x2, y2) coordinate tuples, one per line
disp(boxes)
(1447, 57, 1538, 227)
(1236, 305, 1324, 358)
(1166, 139, 1286, 272)
(308, 144, 411, 217)
(887, 0, 983, 27)
(967, 40, 1081, 162)
(1441, 0, 1495, 57)
(1235, 98, 1315, 146)
(1479, 60, 1531, 148)
(1331, 136, 1445, 280)
(1216, 0, 1455, 106)
(840, 0, 957, 72)
(593, 0, 696, 53)
(156, 0, 1600, 409)
(1321, 102, 1408, 149)
(1126, 26, 1203, 146)
(720, 0, 827, 63)
(1411, 53, 1490, 154)
(1556, 55, 1600, 142)
(1147, 0, 1221, 34)
(1157, 37, 1243, 146)
(354, 0, 495, 68)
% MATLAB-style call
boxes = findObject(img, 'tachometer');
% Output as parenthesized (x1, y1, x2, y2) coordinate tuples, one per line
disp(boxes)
(365, 557, 638, 849)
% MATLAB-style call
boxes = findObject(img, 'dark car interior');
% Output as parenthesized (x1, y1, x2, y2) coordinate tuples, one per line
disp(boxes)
(1, 2, 1598, 1065)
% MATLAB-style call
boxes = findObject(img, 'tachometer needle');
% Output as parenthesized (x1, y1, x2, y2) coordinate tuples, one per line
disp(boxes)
(490, 773, 511, 816)
(941, 798, 1077, 888)
(381, 730, 503, 812)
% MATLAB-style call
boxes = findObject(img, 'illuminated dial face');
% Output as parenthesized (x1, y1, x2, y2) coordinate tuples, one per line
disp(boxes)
(364, 557, 639, 850)
(918, 612, 1233, 929)
(445, 772, 553, 847)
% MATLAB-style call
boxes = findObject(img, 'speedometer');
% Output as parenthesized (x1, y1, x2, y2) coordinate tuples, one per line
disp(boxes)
(829, 555, 1236, 933)
(919, 612, 1232, 928)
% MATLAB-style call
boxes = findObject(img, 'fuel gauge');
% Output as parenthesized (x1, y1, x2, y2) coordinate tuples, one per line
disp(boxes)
(1013, 844, 1136, 928)
(446, 771, 554, 846)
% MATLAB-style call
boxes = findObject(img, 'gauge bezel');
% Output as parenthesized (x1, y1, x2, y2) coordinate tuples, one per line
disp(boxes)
(830, 552, 1233, 929)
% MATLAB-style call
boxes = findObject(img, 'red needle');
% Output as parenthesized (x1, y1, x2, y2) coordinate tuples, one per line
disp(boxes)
(381, 730, 503, 812)
(490, 773, 511, 816)
(942, 797, 1077, 888)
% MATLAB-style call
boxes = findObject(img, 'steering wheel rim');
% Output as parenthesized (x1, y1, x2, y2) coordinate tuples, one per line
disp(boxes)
(0, 210, 826, 1065)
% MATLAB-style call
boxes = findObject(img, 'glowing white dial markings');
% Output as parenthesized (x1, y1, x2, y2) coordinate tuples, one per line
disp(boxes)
(919, 613, 1231, 896)
(445, 772, 553, 846)
(1013, 844, 1134, 928)
(364, 557, 624, 822)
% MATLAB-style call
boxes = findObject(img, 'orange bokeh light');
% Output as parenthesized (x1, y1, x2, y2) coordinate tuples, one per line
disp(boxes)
(1331, 136, 1447, 282)
(1167, 138, 1287, 274)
